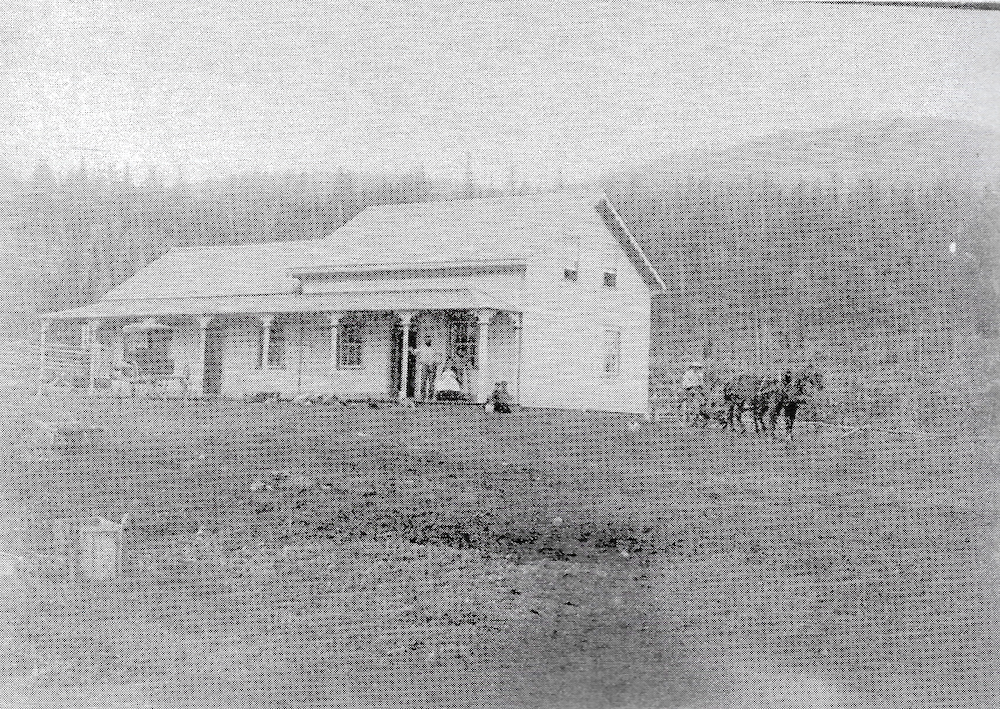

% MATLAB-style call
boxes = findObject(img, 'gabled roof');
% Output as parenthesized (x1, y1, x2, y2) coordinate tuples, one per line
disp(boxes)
(91, 192, 663, 303)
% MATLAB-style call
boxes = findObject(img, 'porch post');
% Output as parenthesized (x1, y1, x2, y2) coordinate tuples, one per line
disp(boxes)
(197, 315, 214, 396)
(87, 320, 102, 393)
(514, 311, 523, 404)
(37, 318, 51, 395)
(475, 309, 495, 403)
(259, 314, 274, 370)
(327, 312, 343, 371)
(398, 311, 414, 399)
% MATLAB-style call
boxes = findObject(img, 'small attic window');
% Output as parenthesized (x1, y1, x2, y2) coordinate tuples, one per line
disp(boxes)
(601, 244, 619, 288)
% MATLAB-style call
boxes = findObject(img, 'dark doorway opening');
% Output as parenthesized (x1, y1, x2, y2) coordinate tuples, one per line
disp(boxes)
(390, 324, 419, 399)
(202, 327, 225, 397)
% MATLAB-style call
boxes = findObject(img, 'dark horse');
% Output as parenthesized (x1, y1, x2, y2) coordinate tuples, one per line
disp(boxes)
(716, 367, 823, 437)
(764, 367, 824, 439)
(722, 373, 769, 433)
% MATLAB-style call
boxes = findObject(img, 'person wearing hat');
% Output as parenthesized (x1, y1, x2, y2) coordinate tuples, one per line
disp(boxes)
(412, 335, 441, 401)
(680, 361, 706, 424)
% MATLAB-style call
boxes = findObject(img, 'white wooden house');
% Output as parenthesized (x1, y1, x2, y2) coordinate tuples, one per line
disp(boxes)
(41, 193, 665, 414)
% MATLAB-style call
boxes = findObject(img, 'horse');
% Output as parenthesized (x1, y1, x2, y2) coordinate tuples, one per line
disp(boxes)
(721, 373, 773, 434)
(689, 382, 729, 429)
(715, 367, 823, 437)
(765, 367, 824, 439)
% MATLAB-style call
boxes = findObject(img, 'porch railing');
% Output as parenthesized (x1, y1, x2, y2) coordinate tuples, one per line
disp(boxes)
(39, 343, 89, 389)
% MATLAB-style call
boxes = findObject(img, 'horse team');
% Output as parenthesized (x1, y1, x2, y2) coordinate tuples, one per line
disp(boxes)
(679, 365, 824, 440)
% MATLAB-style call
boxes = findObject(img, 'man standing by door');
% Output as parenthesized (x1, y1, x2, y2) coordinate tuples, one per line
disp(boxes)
(414, 335, 440, 401)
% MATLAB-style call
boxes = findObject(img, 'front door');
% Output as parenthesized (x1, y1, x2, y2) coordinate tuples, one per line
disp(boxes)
(388, 325, 419, 399)
(406, 327, 417, 398)
(202, 327, 225, 397)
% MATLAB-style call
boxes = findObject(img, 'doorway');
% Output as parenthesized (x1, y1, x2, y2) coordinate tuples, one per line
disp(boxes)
(202, 327, 225, 397)
(389, 324, 418, 399)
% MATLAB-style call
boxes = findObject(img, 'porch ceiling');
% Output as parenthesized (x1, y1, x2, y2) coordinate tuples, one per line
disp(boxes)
(43, 288, 522, 321)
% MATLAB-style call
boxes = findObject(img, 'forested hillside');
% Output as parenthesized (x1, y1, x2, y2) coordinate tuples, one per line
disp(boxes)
(606, 176, 999, 429)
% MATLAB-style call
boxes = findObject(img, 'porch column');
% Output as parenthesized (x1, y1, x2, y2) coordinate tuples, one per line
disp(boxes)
(87, 320, 102, 393)
(475, 309, 495, 403)
(259, 314, 274, 370)
(197, 315, 214, 396)
(398, 311, 414, 399)
(37, 318, 51, 395)
(327, 312, 343, 371)
(514, 312, 523, 403)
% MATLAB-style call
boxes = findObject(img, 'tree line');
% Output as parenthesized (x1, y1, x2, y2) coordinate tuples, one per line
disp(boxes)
(1, 160, 997, 351)
(607, 174, 1000, 344)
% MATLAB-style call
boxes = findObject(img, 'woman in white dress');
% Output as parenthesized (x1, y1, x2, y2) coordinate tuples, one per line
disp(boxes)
(434, 362, 464, 401)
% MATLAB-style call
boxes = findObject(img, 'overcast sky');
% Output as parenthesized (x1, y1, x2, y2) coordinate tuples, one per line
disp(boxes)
(2, 0, 998, 181)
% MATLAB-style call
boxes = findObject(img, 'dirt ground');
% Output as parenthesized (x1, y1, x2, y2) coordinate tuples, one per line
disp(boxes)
(2, 394, 999, 708)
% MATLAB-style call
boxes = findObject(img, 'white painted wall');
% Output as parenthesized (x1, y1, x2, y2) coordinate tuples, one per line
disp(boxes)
(216, 315, 396, 399)
(518, 216, 652, 415)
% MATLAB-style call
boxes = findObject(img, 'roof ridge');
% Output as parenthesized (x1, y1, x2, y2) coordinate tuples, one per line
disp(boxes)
(165, 238, 331, 253)
(359, 191, 603, 211)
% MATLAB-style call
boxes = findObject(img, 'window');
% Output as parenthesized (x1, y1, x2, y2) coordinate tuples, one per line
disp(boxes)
(449, 321, 477, 368)
(602, 246, 619, 288)
(267, 325, 285, 369)
(337, 321, 364, 369)
(561, 228, 581, 283)
(603, 329, 621, 377)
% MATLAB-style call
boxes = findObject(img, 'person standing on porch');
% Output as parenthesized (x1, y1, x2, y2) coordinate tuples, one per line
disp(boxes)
(414, 335, 440, 401)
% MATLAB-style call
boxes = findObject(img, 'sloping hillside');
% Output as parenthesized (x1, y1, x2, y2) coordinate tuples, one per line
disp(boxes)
(628, 117, 1000, 189)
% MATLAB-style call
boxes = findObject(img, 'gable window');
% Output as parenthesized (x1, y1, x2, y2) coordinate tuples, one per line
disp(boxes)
(560, 227, 581, 283)
(602, 247, 619, 288)
(267, 325, 286, 369)
(603, 329, 621, 377)
(337, 321, 364, 369)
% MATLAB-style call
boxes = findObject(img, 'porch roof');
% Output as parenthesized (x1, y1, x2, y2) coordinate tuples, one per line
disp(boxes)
(42, 288, 521, 322)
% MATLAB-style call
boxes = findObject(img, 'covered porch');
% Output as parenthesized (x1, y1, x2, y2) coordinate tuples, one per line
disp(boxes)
(40, 290, 523, 405)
